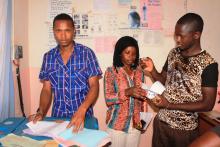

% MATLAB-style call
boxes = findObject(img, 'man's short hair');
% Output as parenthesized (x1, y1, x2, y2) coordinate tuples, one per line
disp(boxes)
(53, 13, 74, 28)
(177, 13, 204, 33)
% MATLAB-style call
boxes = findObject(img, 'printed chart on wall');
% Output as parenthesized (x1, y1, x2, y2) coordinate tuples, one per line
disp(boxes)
(47, 0, 186, 53)
(48, 0, 73, 49)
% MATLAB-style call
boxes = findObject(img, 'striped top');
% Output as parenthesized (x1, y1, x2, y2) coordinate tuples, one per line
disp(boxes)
(104, 66, 145, 132)
(39, 42, 102, 118)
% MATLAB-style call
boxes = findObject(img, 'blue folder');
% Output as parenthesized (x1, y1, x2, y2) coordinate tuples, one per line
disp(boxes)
(0, 117, 25, 138)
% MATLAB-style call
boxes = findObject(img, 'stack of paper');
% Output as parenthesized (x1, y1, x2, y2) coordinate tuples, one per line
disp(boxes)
(25, 121, 70, 138)
(24, 121, 111, 147)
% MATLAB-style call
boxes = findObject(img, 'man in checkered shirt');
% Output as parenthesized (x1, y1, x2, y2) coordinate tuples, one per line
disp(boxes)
(29, 13, 102, 132)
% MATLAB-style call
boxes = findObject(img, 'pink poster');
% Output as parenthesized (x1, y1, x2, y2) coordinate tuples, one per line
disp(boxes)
(94, 37, 117, 53)
(140, 0, 162, 30)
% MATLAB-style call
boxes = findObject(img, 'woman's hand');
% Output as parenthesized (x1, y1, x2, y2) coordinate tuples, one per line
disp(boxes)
(125, 86, 147, 99)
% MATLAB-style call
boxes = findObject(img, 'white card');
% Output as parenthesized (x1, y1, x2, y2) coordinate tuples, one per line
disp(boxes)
(150, 81, 166, 95)
(141, 81, 165, 99)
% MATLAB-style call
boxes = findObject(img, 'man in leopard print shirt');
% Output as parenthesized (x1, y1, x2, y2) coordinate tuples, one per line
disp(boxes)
(140, 13, 218, 147)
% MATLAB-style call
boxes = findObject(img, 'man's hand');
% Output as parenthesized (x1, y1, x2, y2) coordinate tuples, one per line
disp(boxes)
(140, 57, 155, 72)
(151, 95, 169, 109)
(67, 107, 86, 133)
(29, 80, 52, 124)
(28, 113, 43, 124)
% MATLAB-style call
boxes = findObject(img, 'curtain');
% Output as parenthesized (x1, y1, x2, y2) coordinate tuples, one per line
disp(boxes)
(0, 0, 15, 122)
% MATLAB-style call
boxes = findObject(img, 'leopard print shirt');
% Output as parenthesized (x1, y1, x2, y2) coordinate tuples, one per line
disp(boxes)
(158, 48, 216, 130)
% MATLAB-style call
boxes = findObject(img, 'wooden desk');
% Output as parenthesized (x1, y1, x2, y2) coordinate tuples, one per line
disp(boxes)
(199, 111, 220, 135)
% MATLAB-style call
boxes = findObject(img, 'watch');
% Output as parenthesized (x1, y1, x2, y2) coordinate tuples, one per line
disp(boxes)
(36, 108, 44, 117)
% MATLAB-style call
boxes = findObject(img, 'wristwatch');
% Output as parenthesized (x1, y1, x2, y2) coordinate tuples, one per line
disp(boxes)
(36, 108, 44, 117)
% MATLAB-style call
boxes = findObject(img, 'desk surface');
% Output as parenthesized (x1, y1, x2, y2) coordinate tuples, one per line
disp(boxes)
(199, 111, 220, 126)
(0, 117, 98, 140)
(199, 111, 220, 134)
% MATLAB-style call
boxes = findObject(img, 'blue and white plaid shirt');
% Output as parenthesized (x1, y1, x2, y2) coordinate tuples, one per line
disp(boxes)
(39, 42, 102, 118)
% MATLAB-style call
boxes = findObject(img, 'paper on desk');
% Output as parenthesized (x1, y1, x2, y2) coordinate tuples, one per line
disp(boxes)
(0, 133, 45, 147)
(24, 121, 111, 147)
(140, 112, 153, 130)
(142, 81, 165, 99)
(26, 121, 70, 138)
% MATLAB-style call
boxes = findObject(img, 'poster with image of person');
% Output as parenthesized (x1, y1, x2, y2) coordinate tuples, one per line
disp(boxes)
(73, 13, 89, 38)
(128, 10, 141, 29)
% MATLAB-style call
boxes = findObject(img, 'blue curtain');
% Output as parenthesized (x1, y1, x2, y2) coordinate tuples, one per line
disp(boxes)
(0, 0, 15, 122)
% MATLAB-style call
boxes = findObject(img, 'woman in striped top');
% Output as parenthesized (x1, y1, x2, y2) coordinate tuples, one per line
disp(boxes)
(104, 36, 147, 147)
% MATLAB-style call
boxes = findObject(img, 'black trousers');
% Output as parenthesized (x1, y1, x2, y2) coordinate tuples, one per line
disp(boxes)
(152, 115, 199, 147)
